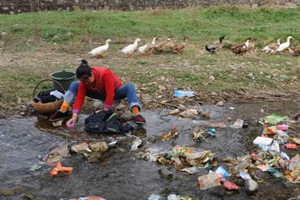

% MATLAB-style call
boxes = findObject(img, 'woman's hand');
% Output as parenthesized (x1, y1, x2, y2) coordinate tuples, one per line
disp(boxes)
(95, 108, 109, 114)
(66, 113, 78, 128)
(95, 109, 102, 114)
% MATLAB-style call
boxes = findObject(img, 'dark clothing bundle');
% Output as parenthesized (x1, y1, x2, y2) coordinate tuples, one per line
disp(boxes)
(84, 110, 133, 134)
(33, 89, 64, 103)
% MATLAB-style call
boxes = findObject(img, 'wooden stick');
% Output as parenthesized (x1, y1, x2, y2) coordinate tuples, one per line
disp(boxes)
(151, 99, 180, 109)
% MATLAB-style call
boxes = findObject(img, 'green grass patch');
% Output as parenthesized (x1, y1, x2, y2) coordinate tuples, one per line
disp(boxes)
(1, 6, 300, 49)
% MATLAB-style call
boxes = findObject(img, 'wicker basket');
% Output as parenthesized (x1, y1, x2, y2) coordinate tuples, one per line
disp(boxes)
(31, 79, 65, 114)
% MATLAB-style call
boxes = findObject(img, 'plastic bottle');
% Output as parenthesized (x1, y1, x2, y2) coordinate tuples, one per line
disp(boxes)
(173, 89, 195, 97)
(167, 194, 180, 200)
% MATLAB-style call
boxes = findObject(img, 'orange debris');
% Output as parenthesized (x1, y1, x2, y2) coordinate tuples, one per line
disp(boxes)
(50, 162, 73, 177)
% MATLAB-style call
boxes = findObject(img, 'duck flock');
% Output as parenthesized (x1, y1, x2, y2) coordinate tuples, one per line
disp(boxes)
(88, 35, 188, 58)
(87, 35, 300, 58)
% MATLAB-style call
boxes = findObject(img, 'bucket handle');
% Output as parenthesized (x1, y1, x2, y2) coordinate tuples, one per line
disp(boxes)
(32, 78, 65, 99)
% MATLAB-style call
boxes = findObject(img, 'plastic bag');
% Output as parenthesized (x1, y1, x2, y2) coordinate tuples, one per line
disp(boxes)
(213, 166, 230, 178)
(198, 173, 221, 190)
(263, 114, 288, 125)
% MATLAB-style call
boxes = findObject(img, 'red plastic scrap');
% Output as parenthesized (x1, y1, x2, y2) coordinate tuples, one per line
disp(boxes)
(223, 181, 239, 190)
(285, 143, 298, 149)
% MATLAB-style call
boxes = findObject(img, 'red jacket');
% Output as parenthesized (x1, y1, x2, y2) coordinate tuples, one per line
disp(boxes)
(73, 67, 122, 113)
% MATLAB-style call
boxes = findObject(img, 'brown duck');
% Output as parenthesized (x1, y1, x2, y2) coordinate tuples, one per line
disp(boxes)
(231, 38, 251, 55)
(154, 35, 174, 53)
(169, 35, 189, 54)
(290, 45, 300, 56)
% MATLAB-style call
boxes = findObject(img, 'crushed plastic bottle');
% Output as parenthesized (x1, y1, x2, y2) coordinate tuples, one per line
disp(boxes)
(173, 90, 195, 97)
(167, 194, 180, 200)
(148, 194, 161, 200)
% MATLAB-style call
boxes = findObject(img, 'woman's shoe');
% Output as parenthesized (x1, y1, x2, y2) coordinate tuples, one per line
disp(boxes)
(132, 114, 146, 124)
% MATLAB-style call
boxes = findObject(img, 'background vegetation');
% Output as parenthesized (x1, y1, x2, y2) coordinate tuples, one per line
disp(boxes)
(0, 6, 299, 114)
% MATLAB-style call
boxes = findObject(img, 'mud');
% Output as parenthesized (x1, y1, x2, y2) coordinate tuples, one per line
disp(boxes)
(0, 101, 300, 200)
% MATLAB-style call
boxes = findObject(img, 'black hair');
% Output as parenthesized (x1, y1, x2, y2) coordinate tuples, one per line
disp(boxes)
(76, 59, 91, 79)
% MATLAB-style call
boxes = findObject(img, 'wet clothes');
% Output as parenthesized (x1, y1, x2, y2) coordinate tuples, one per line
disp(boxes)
(34, 89, 64, 103)
(84, 110, 133, 134)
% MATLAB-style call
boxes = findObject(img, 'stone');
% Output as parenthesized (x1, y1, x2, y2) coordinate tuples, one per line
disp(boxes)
(119, 111, 132, 121)
(244, 178, 258, 195)
(208, 75, 215, 82)
(0, 188, 14, 196)
(158, 85, 166, 91)
(115, 103, 125, 111)
(216, 101, 224, 106)
(93, 100, 103, 109)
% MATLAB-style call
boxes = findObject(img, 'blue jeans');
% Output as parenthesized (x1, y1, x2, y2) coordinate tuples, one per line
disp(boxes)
(64, 81, 141, 110)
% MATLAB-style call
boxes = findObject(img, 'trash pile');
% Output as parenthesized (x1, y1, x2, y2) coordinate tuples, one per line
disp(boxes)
(251, 114, 300, 182)
(42, 141, 109, 178)
(45, 141, 111, 165)
(139, 113, 300, 197)
(40, 109, 300, 199)
(36, 140, 119, 200)
(140, 145, 216, 173)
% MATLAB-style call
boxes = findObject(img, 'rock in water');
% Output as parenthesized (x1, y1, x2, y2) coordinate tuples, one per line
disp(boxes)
(244, 178, 258, 194)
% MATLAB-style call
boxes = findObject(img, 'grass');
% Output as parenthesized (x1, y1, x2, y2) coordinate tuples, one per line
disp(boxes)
(1, 6, 300, 47)
(0, 6, 299, 114)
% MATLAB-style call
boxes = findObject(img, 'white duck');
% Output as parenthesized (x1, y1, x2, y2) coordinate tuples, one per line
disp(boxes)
(244, 38, 251, 49)
(138, 37, 157, 56)
(88, 39, 111, 58)
(262, 39, 281, 54)
(121, 38, 141, 58)
(275, 36, 293, 53)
